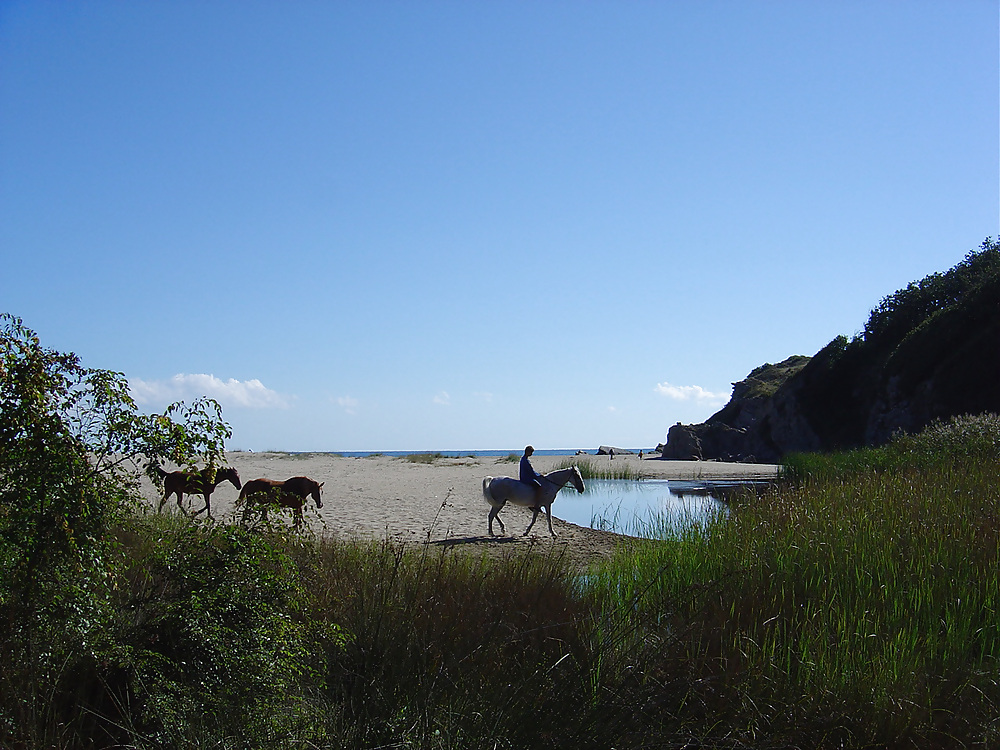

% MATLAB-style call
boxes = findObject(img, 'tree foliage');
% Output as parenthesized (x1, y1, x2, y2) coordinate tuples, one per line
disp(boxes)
(862, 237, 1000, 346)
(0, 313, 232, 745)
(786, 237, 1000, 450)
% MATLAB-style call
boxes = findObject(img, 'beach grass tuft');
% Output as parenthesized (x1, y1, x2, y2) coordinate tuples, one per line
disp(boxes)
(556, 456, 646, 480)
(400, 452, 446, 463)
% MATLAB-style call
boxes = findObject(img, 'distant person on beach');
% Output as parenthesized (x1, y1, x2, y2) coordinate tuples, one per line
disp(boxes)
(519, 445, 543, 491)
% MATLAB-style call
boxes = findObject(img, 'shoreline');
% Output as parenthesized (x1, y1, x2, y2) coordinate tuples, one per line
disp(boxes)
(138, 452, 781, 570)
(236, 448, 656, 459)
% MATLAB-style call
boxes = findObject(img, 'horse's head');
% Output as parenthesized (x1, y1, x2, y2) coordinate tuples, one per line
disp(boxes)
(224, 467, 242, 490)
(311, 480, 324, 509)
(571, 466, 585, 494)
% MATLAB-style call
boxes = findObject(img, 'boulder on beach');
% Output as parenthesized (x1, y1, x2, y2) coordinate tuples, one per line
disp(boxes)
(596, 446, 634, 456)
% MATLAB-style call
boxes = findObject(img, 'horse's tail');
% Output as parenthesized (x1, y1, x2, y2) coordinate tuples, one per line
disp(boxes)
(482, 476, 494, 506)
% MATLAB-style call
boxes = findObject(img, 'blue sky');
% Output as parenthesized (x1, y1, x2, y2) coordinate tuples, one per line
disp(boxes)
(1, 1, 997, 451)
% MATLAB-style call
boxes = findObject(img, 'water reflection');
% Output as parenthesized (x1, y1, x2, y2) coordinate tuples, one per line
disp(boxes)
(554, 478, 746, 538)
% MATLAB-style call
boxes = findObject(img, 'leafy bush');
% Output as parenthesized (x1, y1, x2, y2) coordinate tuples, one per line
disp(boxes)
(0, 314, 232, 747)
(889, 412, 1000, 462)
(112, 516, 317, 746)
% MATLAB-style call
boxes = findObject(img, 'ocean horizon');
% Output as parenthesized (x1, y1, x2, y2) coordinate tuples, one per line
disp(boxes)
(273, 448, 653, 458)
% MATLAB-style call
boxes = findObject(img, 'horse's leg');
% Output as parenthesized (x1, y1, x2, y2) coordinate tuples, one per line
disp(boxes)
(545, 504, 556, 537)
(488, 500, 506, 536)
(523, 508, 541, 536)
(192, 492, 211, 517)
(523, 486, 551, 535)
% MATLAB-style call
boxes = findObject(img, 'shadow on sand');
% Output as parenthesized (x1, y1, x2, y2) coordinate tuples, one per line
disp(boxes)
(425, 535, 522, 549)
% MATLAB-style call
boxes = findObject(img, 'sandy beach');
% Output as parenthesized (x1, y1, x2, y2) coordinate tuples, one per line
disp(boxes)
(139, 452, 781, 569)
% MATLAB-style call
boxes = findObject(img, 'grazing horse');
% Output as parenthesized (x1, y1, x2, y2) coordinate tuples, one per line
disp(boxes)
(482, 466, 585, 537)
(152, 465, 242, 518)
(238, 476, 324, 528)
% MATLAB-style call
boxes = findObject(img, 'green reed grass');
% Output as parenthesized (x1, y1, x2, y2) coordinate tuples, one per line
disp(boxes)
(287, 539, 626, 747)
(586, 445, 1000, 747)
(556, 456, 645, 481)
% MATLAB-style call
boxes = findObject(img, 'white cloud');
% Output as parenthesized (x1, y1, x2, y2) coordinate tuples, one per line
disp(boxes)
(432, 391, 451, 406)
(336, 396, 359, 415)
(129, 374, 290, 409)
(655, 381, 729, 403)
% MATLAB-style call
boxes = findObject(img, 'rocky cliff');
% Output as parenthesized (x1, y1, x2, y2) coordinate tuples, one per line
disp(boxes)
(662, 239, 1000, 462)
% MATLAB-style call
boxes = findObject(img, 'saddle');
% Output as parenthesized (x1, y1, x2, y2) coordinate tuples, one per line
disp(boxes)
(520, 478, 543, 511)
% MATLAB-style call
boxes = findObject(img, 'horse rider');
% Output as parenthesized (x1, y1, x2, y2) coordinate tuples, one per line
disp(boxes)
(520, 445, 543, 497)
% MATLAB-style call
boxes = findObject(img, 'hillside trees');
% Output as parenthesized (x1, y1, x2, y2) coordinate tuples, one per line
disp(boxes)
(669, 238, 1000, 459)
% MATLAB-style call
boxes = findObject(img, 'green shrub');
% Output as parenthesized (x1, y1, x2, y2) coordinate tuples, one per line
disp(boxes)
(0, 314, 232, 748)
(112, 516, 318, 746)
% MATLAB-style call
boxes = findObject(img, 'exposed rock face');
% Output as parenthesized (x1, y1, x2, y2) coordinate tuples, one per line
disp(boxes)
(661, 357, 816, 463)
(661, 424, 702, 460)
(661, 242, 1000, 462)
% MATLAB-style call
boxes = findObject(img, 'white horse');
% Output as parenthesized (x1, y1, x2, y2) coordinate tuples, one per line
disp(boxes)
(481, 466, 585, 537)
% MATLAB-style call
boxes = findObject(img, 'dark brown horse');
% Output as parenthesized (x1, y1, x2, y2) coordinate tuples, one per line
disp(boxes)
(152, 465, 242, 518)
(238, 475, 324, 527)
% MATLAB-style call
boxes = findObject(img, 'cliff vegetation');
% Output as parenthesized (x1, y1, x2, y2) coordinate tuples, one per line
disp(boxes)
(663, 238, 1000, 462)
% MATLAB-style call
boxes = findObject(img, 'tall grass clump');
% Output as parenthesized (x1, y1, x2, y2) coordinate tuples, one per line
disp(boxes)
(784, 412, 1000, 481)
(287, 538, 678, 749)
(402, 451, 446, 463)
(557, 457, 645, 481)
(586, 415, 1000, 747)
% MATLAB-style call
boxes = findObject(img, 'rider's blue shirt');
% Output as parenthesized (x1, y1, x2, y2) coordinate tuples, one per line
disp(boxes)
(520, 455, 542, 485)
